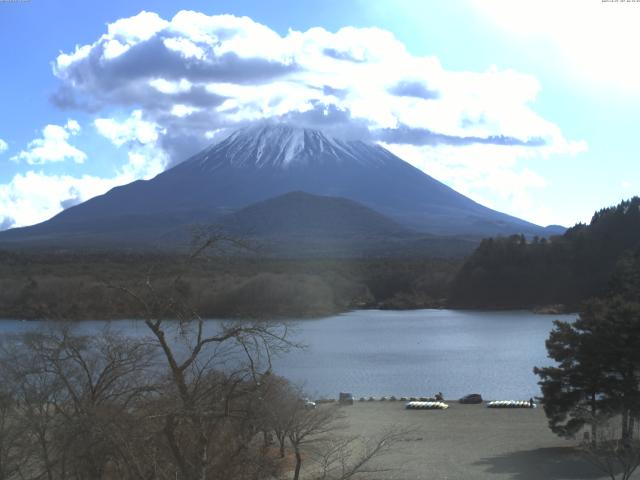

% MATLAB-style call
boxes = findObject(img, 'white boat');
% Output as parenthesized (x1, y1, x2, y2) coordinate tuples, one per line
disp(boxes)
(405, 401, 449, 410)
(486, 400, 536, 409)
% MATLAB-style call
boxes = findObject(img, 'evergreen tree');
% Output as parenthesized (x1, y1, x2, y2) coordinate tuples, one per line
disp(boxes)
(534, 315, 610, 440)
(535, 297, 640, 445)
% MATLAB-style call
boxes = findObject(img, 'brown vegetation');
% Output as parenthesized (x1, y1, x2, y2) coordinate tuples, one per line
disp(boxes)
(0, 250, 460, 320)
(0, 236, 408, 479)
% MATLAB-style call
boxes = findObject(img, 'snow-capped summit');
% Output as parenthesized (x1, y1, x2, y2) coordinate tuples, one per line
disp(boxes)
(0, 123, 559, 249)
(185, 123, 391, 171)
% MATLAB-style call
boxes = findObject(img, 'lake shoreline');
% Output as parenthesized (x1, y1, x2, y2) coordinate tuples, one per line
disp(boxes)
(0, 310, 577, 400)
(0, 304, 575, 322)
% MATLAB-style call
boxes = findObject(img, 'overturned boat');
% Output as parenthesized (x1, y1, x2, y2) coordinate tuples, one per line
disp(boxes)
(486, 400, 536, 409)
(405, 401, 449, 410)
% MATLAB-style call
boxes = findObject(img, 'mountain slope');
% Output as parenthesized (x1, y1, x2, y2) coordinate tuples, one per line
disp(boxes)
(0, 124, 558, 250)
(219, 191, 409, 237)
(159, 191, 477, 258)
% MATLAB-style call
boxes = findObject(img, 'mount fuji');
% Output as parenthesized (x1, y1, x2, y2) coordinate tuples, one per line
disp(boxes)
(0, 124, 562, 252)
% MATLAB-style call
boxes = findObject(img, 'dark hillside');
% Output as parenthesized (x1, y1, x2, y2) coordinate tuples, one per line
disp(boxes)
(450, 197, 640, 309)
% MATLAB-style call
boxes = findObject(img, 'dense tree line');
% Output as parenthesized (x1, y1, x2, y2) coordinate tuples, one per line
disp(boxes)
(451, 197, 640, 309)
(0, 251, 460, 320)
(535, 251, 640, 479)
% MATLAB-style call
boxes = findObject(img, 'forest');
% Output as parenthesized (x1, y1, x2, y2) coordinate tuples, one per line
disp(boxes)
(0, 250, 460, 320)
(450, 197, 640, 310)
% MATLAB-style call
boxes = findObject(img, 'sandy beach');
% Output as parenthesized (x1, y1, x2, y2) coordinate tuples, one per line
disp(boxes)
(338, 401, 621, 480)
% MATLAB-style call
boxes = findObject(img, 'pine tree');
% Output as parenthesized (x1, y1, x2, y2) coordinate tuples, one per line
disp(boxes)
(534, 316, 609, 440)
(535, 297, 640, 445)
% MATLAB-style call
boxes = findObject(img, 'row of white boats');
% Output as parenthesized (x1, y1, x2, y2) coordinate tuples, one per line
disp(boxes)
(405, 401, 449, 410)
(405, 400, 536, 410)
(486, 400, 536, 408)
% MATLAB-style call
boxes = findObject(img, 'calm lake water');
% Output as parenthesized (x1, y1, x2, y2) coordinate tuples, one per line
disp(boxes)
(0, 309, 575, 400)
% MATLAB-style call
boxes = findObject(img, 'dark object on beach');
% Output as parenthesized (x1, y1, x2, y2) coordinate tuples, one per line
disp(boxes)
(339, 392, 354, 405)
(459, 393, 483, 404)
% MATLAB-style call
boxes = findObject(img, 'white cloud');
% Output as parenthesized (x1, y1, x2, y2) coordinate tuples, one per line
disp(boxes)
(52, 10, 582, 149)
(103, 39, 130, 60)
(149, 78, 192, 94)
(170, 104, 199, 117)
(0, 171, 120, 229)
(14, 10, 588, 229)
(94, 110, 165, 146)
(107, 10, 168, 43)
(0, 138, 7, 154)
(468, 0, 640, 94)
(0, 142, 165, 230)
(65, 119, 80, 134)
(1, 111, 168, 230)
(93, 110, 168, 182)
(12, 120, 86, 164)
(55, 44, 91, 70)
(163, 37, 205, 60)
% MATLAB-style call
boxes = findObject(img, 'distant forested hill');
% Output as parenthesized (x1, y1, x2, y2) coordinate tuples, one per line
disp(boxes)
(450, 197, 640, 309)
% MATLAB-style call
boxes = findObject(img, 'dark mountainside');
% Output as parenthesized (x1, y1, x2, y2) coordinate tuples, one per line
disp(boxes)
(0, 124, 559, 252)
(221, 191, 409, 237)
(450, 197, 640, 310)
(213, 191, 477, 257)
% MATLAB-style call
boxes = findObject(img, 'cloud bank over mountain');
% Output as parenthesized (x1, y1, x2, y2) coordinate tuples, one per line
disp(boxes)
(0, 10, 586, 230)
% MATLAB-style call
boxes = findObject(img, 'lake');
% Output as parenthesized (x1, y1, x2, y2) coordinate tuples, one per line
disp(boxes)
(0, 309, 575, 400)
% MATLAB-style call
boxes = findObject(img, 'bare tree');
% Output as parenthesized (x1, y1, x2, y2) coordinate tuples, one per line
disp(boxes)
(1, 331, 69, 480)
(257, 374, 300, 458)
(112, 233, 295, 480)
(288, 404, 344, 480)
(284, 399, 409, 480)
(0, 327, 160, 480)
(309, 428, 408, 480)
(0, 380, 26, 480)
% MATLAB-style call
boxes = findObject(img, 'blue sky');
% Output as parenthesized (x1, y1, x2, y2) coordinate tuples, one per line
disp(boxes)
(1, 0, 639, 229)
